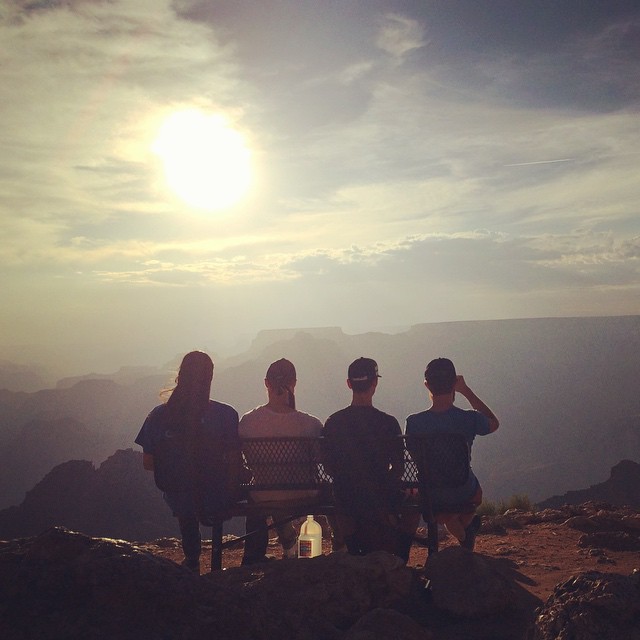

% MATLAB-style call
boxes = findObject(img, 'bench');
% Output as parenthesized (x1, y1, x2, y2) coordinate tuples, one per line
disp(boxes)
(204, 433, 474, 570)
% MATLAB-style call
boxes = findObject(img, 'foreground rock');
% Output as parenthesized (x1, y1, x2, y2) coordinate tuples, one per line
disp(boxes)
(533, 570, 640, 639)
(423, 547, 515, 617)
(3, 524, 638, 639)
(0, 527, 427, 639)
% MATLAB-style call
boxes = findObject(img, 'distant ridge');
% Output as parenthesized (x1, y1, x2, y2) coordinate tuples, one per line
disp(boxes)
(537, 459, 640, 509)
(0, 315, 638, 508)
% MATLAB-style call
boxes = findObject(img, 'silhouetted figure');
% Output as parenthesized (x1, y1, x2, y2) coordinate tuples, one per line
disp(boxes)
(322, 357, 419, 562)
(406, 357, 499, 550)
(239, 358, 323, 564)
(135, 351, 239, 572)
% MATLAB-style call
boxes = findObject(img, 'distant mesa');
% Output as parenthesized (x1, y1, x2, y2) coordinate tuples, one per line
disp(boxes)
(537, 459, 640, 510)
(0, 360, 49, 393)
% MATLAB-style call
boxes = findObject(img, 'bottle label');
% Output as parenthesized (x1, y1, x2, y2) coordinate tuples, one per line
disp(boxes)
(299, 540, 313, 557)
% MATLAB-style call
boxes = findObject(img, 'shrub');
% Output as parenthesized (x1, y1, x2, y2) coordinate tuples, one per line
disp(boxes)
(477, 493, 533, 516)
(507, 494, 533, 512)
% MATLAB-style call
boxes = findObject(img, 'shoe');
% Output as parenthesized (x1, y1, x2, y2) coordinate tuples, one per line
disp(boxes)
(461, 515, 481, 551)
(181, 557, 200, 573)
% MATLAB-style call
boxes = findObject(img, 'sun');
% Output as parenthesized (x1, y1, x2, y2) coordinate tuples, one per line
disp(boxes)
(152, 109, 252, 210)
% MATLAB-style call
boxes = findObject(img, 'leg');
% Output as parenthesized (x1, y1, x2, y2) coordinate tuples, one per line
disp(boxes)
(395, 511, 421, 563)
(210, 519, 223, 571)
(273, 514, 298, 558)
(241, 515, 270, 565)
(334, 513, 359, 555)
(439, 514, 466, 543)
(327, 514, 347, 552)
(177, 515, 201, 570)
(461, 514, 481, 551)
(359, 515, 403, 557)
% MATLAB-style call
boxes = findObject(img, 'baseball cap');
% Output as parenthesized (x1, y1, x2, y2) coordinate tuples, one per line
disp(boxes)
(348, 357, 380, 382)
(266, 358, 296, 385)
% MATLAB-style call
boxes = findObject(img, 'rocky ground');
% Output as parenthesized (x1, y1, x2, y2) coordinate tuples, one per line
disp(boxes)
(2, 501, 638, 639)
(138, 502, 640, 638)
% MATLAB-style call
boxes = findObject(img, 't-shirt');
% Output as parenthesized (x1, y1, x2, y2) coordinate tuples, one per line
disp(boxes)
(322, 405, 404, 516)
(239, 405, 323, 439)
(405, 406, 490, 447)
(239, 405, 323, 502)
(135, 399, 239, 517)
(405, 406, 491, 505)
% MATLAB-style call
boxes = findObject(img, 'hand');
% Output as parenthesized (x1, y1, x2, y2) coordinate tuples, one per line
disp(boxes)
(454, 375, 470, 394)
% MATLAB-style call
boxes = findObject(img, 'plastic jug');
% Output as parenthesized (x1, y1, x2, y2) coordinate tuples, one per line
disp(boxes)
(297, 515, 322, 558)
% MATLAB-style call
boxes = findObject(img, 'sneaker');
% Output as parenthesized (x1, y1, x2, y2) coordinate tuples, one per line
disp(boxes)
(283, 544, 298, 559)
(181, 557, 200, 573)
(461, 515, 481, 551)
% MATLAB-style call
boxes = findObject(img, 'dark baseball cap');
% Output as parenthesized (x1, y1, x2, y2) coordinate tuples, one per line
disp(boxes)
(348, 357, 380, 382)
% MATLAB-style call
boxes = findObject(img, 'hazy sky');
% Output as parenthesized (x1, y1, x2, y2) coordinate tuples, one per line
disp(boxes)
(2, 0, 639, 374)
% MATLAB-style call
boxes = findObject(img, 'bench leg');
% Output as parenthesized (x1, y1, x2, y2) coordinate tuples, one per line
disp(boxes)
(210, 520, 223, 571)
(426, 518, 439, 556)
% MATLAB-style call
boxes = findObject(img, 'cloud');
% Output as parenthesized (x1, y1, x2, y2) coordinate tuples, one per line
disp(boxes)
(375, 14, 426, 59)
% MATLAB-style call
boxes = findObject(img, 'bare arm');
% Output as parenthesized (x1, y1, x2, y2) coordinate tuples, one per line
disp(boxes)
(142, 453, 155, 471)
(455, 376, 500, 433)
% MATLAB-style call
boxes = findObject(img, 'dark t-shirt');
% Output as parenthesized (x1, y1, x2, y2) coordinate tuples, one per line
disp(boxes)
(135, 399, 239, 517)
(322, 405, 403, 515)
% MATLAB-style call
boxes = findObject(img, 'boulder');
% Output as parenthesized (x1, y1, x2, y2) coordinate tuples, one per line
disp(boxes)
(205, 550, 415, 635)
(422, 546, 516, 617)
(0, 527, 422, 640)
(533, 570, 640, 640)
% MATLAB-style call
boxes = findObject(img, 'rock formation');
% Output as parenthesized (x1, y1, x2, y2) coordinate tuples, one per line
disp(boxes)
(537, 459, 640, 510)
(533, 570, 640, 640)
(0, 449, 177, 540)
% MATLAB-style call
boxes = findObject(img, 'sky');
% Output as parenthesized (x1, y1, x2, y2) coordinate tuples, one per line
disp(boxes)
(1, 0, 639, 376)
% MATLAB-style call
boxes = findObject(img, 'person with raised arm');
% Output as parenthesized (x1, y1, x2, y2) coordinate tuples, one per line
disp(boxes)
(406, 357, 499, 550)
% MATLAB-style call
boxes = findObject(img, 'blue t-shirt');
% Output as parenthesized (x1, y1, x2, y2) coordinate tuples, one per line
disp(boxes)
(135, 399, 238, 517)
(405, 406, 490, 505)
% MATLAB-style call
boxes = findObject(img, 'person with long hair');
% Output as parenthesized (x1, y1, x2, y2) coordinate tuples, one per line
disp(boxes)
(239, 358, 323, 565)
(135, 350, 239, 572)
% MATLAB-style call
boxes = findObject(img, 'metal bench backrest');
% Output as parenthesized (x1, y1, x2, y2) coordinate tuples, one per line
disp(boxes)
(241, 437, 331, 490)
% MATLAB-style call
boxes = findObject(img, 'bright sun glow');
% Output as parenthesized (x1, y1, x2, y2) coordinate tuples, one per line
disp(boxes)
(152, 109, 252, 210)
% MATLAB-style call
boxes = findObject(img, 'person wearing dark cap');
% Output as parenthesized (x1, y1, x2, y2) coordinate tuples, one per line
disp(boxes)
(406, 357, 499, 551)
(239, 358, 323, 565)
(322, 358, 417, 561)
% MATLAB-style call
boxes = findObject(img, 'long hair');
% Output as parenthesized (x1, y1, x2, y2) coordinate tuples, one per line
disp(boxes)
(265, 358, 296, 410)
(164, 351, 214, 428)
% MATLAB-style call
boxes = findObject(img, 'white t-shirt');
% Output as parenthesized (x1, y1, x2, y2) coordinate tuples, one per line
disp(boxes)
(239, 405, 323, 438)
(239, 405, 323, 502)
